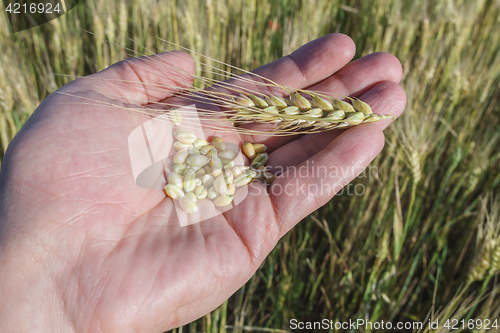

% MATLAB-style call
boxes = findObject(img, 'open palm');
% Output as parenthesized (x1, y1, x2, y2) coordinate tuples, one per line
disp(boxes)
(0, 34, 405, 332)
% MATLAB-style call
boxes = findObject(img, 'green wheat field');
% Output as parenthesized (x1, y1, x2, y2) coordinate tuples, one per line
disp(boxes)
(1, 0, 499, 332)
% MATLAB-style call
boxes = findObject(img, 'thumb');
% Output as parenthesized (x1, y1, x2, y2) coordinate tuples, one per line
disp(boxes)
(61, 51, 196, 106)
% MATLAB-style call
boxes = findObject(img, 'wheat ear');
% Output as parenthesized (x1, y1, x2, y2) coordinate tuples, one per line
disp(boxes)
(57, 36, 394, 136)
(227, 91, 393, 133)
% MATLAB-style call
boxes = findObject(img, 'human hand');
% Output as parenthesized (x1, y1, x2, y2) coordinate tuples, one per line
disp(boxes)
(0, 34, 405, 332)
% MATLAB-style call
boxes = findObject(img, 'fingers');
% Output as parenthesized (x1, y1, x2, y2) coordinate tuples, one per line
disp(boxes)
(269, 124, 385, 237)
(309, 52, 403, 97)
(251, 33, 356, 91)
(60, 51, 196, 105)
(267, 80, 406, 169)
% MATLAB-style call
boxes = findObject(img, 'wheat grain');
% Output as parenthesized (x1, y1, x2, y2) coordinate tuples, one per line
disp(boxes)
(242, 142, 256, 159)
(165, 184, 185, 200)
(207, 186, 219, 200)
(251, 153, 269, 169)
(179, 196, 198, 214)
(165, 131, 275, 214)
(185, 191, 198, 203)
(214, 195, 233, 207)
(195, 185, 208, 200)
(252, 143, 267, 154)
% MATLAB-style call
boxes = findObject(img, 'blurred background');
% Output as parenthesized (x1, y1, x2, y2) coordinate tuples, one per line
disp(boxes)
(0, 0, 499, 331)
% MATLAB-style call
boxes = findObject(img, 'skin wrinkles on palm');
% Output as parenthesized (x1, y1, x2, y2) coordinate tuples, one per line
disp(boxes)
(0, 34, 405, 332)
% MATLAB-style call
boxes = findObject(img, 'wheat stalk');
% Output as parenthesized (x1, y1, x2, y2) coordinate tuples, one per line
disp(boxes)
(468, 196, 500, 283)
(58, 37, 394, 136)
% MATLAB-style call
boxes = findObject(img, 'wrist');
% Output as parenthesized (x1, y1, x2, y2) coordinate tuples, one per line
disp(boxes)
(0, 237, 75, 333)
